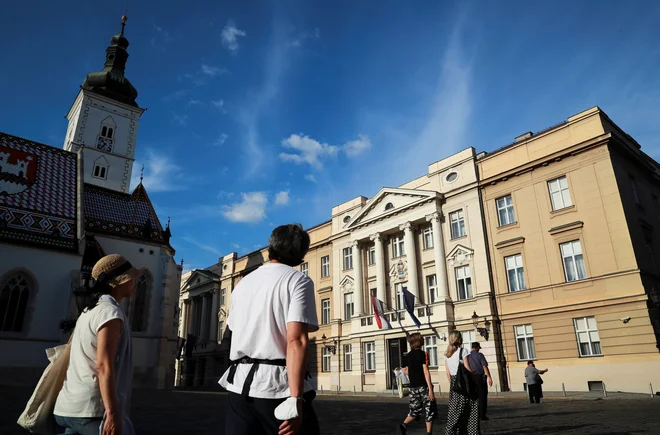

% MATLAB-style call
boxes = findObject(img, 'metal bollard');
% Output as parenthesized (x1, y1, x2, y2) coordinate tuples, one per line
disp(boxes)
(495, 384, 499, 396)
(353, 385, 356, 394)
(337, 385, 340, 394)
(320, 385, 323, 394)
(392, 387, 395, 396)
(562, 383, 566, 397)
(650, 383, 654, 398)
(603, 382, 608, 398)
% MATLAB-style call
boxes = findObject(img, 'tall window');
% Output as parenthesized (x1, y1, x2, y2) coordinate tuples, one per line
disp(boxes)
(322, 348, 332, 372)
(131, 273, 150, 332)
(630, 175, 640, 204)
(0, 271, 31, 332)
(220, 288, 226, 306)
(449, 210, 466, 239)
(92, 164, 108, 180)
(343, 247, 353, 270)
(395, 283, 407, 310)
(427, 275, 438, 304)
(505, 254, 526, 292)
(560, 240, 587, 282)
(343, 344, 353, 371)
(515, 324, 536, 360)
(460, 330, 476, 349)
(424, 336, 438, 367)
(369, 289, 377, 314)
(574, 317, 602, 357)
(423, 226, 434, 249)
(344, 293, 354, 320)
(217, 320, 224, 341)
(496, 195, 516, 226)
(547, 176, 572, 211)
(364, 342, 376, 371)
(96, 119, 115, 152)
(455, 265, 472, 300)
(301, 262, 308, 276)
(321, 256, 330, 278)
(392, 235, 405, 258)
(368, 246, 376, 265)
(321, 299, 331, 324)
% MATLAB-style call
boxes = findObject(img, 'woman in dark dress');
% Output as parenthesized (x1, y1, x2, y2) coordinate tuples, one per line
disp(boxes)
(399, 333, 437, 435)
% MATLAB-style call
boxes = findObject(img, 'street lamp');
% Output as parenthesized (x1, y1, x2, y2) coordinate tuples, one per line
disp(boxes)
(471, 311, 491, 341)
(321, 333, 337, 355)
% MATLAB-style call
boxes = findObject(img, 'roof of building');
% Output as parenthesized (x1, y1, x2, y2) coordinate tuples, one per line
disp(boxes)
(83, 182, 173, 249)
(0, 132, 78, 251)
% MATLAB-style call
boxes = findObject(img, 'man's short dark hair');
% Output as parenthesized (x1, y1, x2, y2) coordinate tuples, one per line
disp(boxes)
(471, 342, 480, 349)
(268, 223, 310, 267)
(527, 360, 535, 365)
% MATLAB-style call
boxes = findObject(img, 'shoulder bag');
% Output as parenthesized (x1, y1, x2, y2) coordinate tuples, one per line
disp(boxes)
(450, 348, 474, 398)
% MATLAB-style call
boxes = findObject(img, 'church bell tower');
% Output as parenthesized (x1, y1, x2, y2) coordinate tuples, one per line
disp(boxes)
(63, 15, 145, 193)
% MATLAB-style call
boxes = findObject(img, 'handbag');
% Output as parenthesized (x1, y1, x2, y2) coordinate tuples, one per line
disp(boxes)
(450, 348, 474, 398)
(17, 332, 73, 434)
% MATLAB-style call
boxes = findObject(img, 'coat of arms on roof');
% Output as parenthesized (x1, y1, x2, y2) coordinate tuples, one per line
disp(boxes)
(0, 145, 37, 195)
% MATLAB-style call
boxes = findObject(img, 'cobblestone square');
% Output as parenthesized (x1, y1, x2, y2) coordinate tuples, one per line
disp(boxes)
(2, 387, 659, 434)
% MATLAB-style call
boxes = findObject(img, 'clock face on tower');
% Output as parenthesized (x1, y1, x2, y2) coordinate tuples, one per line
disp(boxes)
(96, 137, 114, 152)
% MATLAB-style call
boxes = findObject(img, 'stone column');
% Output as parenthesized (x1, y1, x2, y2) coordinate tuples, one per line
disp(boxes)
(426, 212, 449, 300)
(399, 222, 420, 301)
(181, 299, 190, 337)
(370, 233, 387, 305)
(352, 240, 364, 315)
(211, 288, 220, 343)
(200, 294, 210, 342)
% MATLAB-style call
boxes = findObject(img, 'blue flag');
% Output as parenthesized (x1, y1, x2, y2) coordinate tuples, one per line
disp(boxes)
(403, 288, 421, 328)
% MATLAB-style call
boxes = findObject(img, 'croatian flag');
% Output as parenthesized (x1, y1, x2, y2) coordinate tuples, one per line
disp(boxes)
(371, 296, 392, 330)
(402, 288, 422, 328)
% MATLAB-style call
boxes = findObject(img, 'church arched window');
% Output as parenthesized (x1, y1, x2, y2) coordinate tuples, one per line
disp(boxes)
(131, 271, 151, 333)
(0, 271, 33, 332)
(97, 117, 116, 152)
(92, 157, 109, 181)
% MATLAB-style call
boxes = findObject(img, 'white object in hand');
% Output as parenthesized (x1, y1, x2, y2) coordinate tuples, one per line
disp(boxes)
(274, 397, 300, 421)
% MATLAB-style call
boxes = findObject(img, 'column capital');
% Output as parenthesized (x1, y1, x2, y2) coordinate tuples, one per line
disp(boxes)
(369, 232, 382, 242)
(352, 239, 360, 248)
(425, 211, 443, 223)
(399, 221, 413, 232)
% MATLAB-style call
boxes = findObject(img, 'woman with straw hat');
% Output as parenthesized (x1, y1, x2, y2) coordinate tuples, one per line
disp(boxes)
(54, 254, 140, 435)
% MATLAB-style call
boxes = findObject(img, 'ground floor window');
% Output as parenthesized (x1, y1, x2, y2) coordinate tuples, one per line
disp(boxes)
(322, 347, 332, 372)
(364, 342, 376, 371)
(343, 344, 352, 371)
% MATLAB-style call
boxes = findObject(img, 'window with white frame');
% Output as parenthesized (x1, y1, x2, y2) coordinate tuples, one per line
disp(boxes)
(574, 316, 602, 357)
(560, 240, 587, 282)
(424, 335, 439, 367)
(455, 265, 472, 300)
(368, 245, 376, 265)
(220, 288, 226, 306)
(395, 282, 407, 310)
(630, 175, 640, 204)
(321, 256, 330, 278)
(343, 247, 353, 270)
(0, 271, 32, 332)
(344, 293, 354, 320)
(364, 342, 376, 371)
(301, 262, 308, 276)
(426, 275, 438, 304)
(217, 320, 224, 342)
(547, 176, 572, 211)
(321, 299, 330, 324)
(392, 235, 405, 258)
(505, 254, 526, 292)
(459, 330, 476, 349)
(514, 324, 536, 361)
(322, 347, 332, 372)
(496, 195, 516, 226)
(343, 344, 352, 371)
(449, 210, 466, 239)
(423, 226, 434, 249)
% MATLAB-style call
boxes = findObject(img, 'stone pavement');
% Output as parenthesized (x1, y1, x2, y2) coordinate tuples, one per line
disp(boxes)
(2, 386, 658, 434)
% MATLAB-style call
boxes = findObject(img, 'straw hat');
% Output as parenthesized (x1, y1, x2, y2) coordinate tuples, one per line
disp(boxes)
(92, 254, 140, 287)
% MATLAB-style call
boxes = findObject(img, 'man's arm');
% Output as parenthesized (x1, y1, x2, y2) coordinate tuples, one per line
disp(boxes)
(286, 321, 309, 398)
(97, 319, 122, 435)
(422, 363, 435, 400)
(484, 366, 493, 387)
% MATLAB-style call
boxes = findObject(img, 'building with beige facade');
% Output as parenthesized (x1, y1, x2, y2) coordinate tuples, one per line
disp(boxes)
(476, 107, 660, 394)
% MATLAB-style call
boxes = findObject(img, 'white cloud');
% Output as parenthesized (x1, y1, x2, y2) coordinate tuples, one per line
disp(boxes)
(222, 21, 246, 52)
(201, 64, 229, 77)
(289, 28, 321, 49)
(231, 242, 240, 249)
(181, 236, 222, 256)
(304, 174, 317, 183)
(151, 24, 173, 51)
(274, 190, 290, 206)
(187, 99, 201, 108)
(131, 150, 187, 192)
(163, 89, 186, 101)
(214, 134, 228, 147)
(222, 192, 268, 223)
(212, 99, 225, 108)
(172, 113, 188, 126)
(280, 134, 339, 170)
(343, 134, 372, 157)
(217, 190, 235, 199)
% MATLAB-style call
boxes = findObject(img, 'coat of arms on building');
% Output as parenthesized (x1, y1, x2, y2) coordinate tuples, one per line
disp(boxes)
(447, 244, 474, 267)
(389, 260, 408, 281)
(340, 276, 354, 293)
(0, 145, 37, 195)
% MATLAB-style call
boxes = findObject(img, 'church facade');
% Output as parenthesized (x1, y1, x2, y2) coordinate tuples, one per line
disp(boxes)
(0, 17, 182, 388)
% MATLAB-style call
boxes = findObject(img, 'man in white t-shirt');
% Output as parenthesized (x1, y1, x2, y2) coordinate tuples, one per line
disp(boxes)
(219, 223, 320, 435)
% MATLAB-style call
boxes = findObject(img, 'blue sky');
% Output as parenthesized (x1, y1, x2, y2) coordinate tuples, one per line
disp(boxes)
(1, 1, 659, 271)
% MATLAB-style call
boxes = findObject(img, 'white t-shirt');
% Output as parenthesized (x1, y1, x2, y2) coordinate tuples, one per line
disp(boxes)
(54, 295, 126, 417)
(218, 262, 319, 399)
(444, 347, 469, 376)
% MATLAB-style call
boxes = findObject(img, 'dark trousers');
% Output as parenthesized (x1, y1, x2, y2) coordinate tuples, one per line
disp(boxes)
(225, 391, 320, 435)
(528, 383, 543, 403)
(471, 373, 488, 418)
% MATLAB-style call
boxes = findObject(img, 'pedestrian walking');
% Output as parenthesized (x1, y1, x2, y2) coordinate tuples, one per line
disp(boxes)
(525, 360, 548, 404)
(399, 333, 437, 435)
(444, 332, 480, 435)
(466, 342, 493, 421)
(54, 254, 140, 435)
(219, 223, 320, 435)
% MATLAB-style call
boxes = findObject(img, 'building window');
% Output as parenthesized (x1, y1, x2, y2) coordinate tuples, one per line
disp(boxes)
(423, 226, 434, 249)
(217, 320, 224, 342)
(131, 273, 150, 332)
(449, 210, 466, 239)
(455, 265, 472, 300)
(343, 344, 352, 371)
(364, 342, 376, 371)
(220, 288, 226, 306)
(496, 195, 516, 226)
(424, 336, 438, 367)
(300, 262, 308, 276)
(344, 293, 354, 320)
(548, 176, 572, 211)
(321, 299, 331, 325)
(369, 289, 377, 314)
(343, 247, 353, 270)
(630, 175, 640, 204)
(322, 347, 332, 372)
(574, 316, 602, 357)
(96, 119, 115, 152)
(0, 271, 31, 332)
(392, 234, 405, 258)
(395, 283, 407, 310)
(459, 330, 476, 349)
(92, 163, 108, 180)
(427, 275, 438, 304)
(515, 324, 536, 361)
(446, 172, 458, 183)
(321, 256, 330, 278)
(505, 254, 526, 292)
(560, 240, 587, 282)
(385, 202, 394, 211)
(368, 246, 376, 265)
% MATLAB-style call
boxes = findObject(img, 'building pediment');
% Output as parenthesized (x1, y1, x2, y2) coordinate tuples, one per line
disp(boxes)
(346, 188, 440, 229)
(446, 244, 474, 267)
(182, 269, 219, 291)
(340, 275, 354, 293)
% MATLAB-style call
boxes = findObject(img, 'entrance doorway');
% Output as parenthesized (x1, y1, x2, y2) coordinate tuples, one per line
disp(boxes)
(387, 337, 408, 389)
